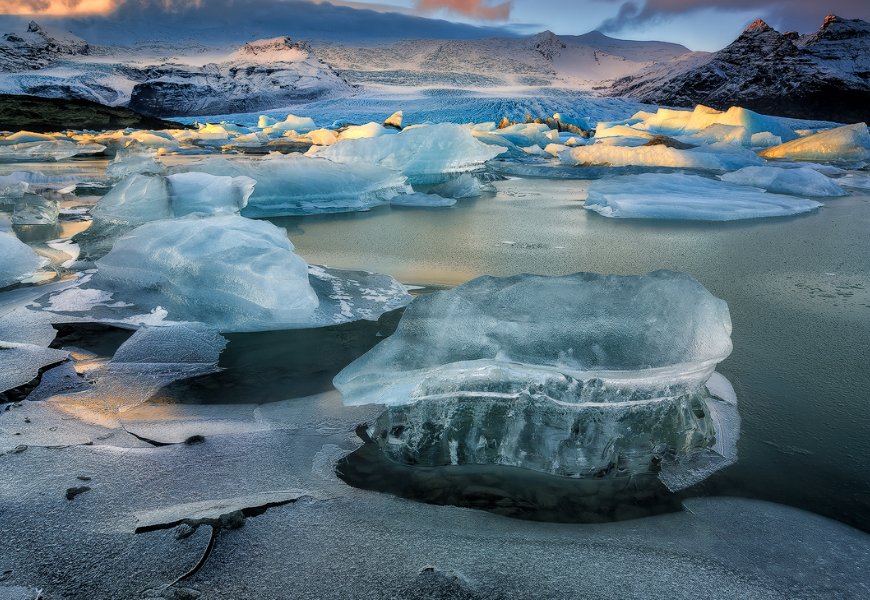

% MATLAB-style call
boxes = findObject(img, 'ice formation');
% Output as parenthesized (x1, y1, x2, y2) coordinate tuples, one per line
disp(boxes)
(560, 142, 761, 170)
(12, 192, 59, 225)
(40, 215, 411, 332)
(390, 192, 456, 207)
(759, 123, 870, 161)
(335, 271, 736, 489)
(91, 172, 255, 225)
(720, 166, 846, 197)
(105, 151, 166, 179)
(627, 105, 798, 145)
(0, 137, 105, 162)
(180, 154, 409, 216)
(0, 231, 46, 287)
(313, 123, 505, 184)
(584, 173, 823, 220)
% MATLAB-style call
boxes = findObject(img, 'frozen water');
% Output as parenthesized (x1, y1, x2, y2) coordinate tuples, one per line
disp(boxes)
(390, 192, 456, 207)
(339, 122, 395, 140)
(105, 150, 166, 179)
(428, 173, 487, 199)
(630, 105, 798, 145)
(90, 215, 317, 332)
(0, 139, 105, 162)
(335, 271, 735, 488)
(180, 154, 409, 216)
(0, 231, 46, 288)
(584, 173, 823, 221)
(313, 123, 505, 184)
(307, 265, 411, 326)
(166, 172, 255, 217)
(12, 192, 59, 225)
(265, 113, 316, 133)
(720, 166, 846, 197)
(560, 143, 760, 170)
(90, 174, 172, 225)
(759, 123, 870, 161)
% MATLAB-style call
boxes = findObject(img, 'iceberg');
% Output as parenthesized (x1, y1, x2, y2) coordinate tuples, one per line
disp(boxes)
(335, 271, 737, 489)
(720, 166, 846, 197)
(105, 150, 166, 179)
(759, 123, 870, 161)
(631, 105, 797, 144)
(0, 232, 46, 288)
(43, 215, 411, 332)
(0, 140, 105, 162)
(313, 123, 505, 184)
(560, 143, 760, 170)
(179, 154, 409, 216)
(584, 173, 823, 221)
(12, 192, 59, 225)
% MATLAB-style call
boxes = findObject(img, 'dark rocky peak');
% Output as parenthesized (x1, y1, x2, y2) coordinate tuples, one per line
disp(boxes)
(530, 30, 566, 59)
(802, 15, 870, 43)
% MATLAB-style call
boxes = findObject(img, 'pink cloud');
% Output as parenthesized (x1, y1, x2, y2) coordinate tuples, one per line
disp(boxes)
(416, 0, 511, 21)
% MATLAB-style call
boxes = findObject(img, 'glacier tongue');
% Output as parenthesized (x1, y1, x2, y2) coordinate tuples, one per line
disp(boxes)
(334, 271, 737, 489)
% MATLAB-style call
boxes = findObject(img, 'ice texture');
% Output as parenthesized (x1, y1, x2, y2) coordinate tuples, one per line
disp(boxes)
(180, 154, 409, 216)
(390, 192, 456, 207)
(92, 215, 317, 331)
(0, 232, 46, 287)
(720, 166, 846, 197)
(313, 123, 505, 184)
(0, 139, 105, 162)
(335, 271, 736, 488)
(12, 192, 59, 225)
(584, 173, 823, 221)
(560, 143, 761, 170)
(759, 123, 870, 161)
(91, 172, 255, 225)
(105, 151, 166, 179)
(629, 105, 798, 145)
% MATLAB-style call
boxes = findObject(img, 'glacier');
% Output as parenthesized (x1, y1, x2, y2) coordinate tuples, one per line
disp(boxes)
(334, 271, 737, 489)
(584, 173, 823, 220)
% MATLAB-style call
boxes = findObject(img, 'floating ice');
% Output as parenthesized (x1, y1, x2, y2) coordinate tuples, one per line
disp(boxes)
(584, 173, 823, 221)
(390, 192, 456, 207)
(12, 192, 59, 225)
(180, 154, 409, 216)
(265, 114, 316, 133)
(91, 172, 255, 225)
(0, 232, 47, 288)
(428, 173, 486, 199)
(631, 105, 797, 145)
(335, 271, 736, 489)
(720, 166, 846, 197)
(759, 123, 870, 161)
(0, 139, 105, 162)
(43, 215, 410, 331)
(560, 143, 760, 170)
(340, 122, 395, 140)
(314, 123, 505, 184)
(105, 150, 166, 179)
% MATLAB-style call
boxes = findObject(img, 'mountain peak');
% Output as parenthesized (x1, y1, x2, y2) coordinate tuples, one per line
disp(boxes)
(26, 21, 42, 34)
(744, 19, 773, 34)
(821, 14, 840, 29)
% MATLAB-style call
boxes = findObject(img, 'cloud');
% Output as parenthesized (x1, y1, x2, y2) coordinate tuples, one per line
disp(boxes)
(416, 0, 512, 21)
(596, 0, 870, 34)
(0, 0, 118, 15)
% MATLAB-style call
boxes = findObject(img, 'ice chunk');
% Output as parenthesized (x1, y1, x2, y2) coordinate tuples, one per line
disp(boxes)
(584, 173, 822, 221)
(384, 110, 403, 130)
(0, 232, 47, 288)
(0, 139, 105, 162)
(105, 150, 166, 179)
(90, 215, 317, 332)
(268, 114, 316, 133)
(759, 123, 870, 161)
(307, 265, 411, 326)
(428, 173, 484, 199)
(632, 105, 797, 143)
(0, 342, 68, 394)
(111, 323, 226, 365)
(180, 154, 409, 216)
(304, 128, 339, 146)
(390, 192, 456, 207)
(720, 166, 846, 197)
(335, 271, 736, 488)
(91, 172, 255, 225)
(314, 123, 505, 184)
(340, 122, 395, 140)
(836, 173, 870, 190)
(166, 172, 255, 217)
(12, 192, 59, 225)
(560, 143, 755, 170)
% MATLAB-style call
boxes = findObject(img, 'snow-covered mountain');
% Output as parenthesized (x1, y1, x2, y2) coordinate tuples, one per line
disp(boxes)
(0, 21, 89, 71)
(609, 15, 870, 123)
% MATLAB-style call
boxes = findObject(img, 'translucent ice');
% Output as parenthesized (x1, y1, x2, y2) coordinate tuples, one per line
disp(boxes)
(759, 123, 870, 161)
(560, 143, 760, 170)
(0, 232, 46, 288)
(180, 154, 409, 216)
(584, 173, 822, 221)
(91, 215, 317, 331)
(105, 151, 166, 179)
(335, 271, 736, 488)
(720, 166, 846, 197)
(12, 193, 59, 225)
(632, 105, 797, 144)
(390, 192, 456, 207)
(314, 123, 505, 184)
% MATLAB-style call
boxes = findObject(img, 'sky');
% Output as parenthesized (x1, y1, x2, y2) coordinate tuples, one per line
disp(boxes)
(0, 0, 867, 50)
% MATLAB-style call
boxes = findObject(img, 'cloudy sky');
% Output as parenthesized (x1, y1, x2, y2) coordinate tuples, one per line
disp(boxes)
(0, 0, 867, 50)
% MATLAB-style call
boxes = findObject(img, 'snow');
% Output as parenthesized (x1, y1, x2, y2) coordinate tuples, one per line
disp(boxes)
(314, 123, 506, 184)
(759, 123, 870, 161)
(584, 173, 823, 221)
(720, 166, 846, 197)
(179, 154, 409, 216)
(0, 232, 47, 288)
(335, 271, 735, 488)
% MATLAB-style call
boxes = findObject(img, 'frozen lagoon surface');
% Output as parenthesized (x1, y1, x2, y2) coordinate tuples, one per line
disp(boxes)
(1, 104, 870, 598)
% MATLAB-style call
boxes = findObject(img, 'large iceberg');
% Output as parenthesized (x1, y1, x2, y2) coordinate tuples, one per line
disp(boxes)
(335, 271, 736, 489)
(759, 123, 870, 161)
(584, 173, 823, 221)
(313, 123, 505, 184)
(720, 166, 846, 197)
(560, 142, 762, 171)
(178, 154, 409, 216)
(0, 232, 46, 288)
(41, 215, 411, 331)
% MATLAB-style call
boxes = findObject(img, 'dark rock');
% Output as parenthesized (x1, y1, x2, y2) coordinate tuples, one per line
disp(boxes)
(65, 486, 90, 500)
